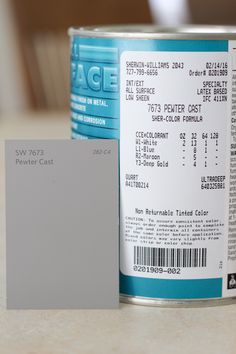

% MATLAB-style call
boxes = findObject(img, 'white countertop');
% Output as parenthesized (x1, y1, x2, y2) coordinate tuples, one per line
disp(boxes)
(0, 112, 236, 354)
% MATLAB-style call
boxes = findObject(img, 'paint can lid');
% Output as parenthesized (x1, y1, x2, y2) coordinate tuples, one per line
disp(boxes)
(68, 24, 236, 40)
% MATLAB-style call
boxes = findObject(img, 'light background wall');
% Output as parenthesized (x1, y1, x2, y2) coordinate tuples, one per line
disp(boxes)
(0, 0, 29, 114)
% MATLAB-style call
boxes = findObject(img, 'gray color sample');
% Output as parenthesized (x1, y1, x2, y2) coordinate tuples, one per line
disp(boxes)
(6, 140, 119, 309)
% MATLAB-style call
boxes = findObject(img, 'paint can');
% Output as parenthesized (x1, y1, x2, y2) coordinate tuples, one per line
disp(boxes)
(69, 25, 236, 306)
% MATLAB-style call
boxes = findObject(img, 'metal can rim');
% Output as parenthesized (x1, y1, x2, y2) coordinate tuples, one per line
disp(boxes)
(68, 24, 236, 40)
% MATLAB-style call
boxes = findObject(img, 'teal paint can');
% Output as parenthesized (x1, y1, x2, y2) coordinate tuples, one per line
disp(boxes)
(69, 25, 236, 306)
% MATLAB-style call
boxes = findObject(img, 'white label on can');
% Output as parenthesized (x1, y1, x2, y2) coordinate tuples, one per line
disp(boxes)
(120, 45, 236, 298)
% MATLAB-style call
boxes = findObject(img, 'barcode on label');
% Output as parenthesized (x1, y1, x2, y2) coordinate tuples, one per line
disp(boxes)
(134, 246, 207, 268)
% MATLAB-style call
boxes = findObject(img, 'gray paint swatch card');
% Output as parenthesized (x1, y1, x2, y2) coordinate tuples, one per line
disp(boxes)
(5, 140, 119, 309)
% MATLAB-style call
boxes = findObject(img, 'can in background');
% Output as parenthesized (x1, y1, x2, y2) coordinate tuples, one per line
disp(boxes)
(69, 25, 236, 306)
